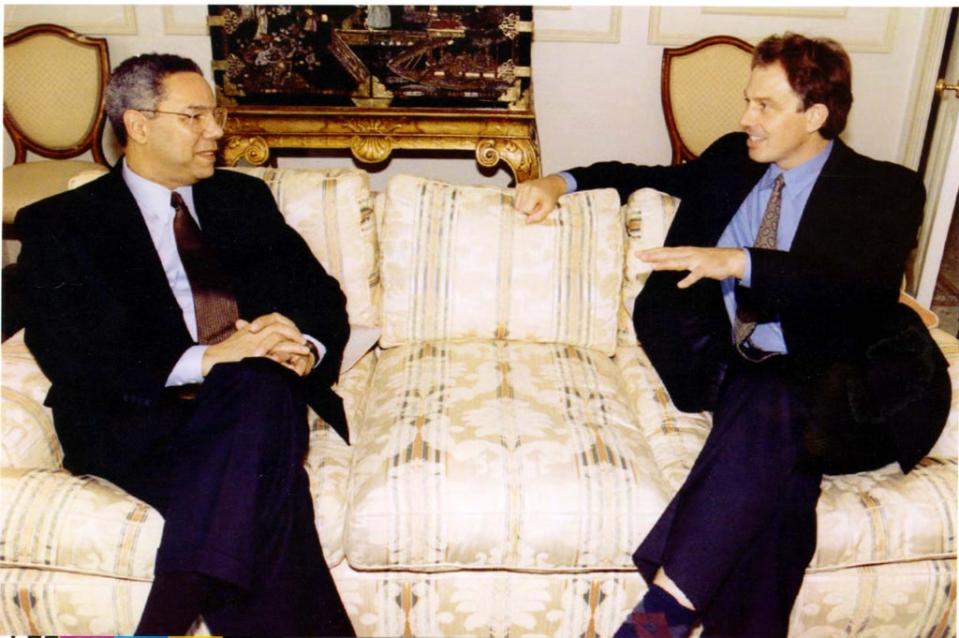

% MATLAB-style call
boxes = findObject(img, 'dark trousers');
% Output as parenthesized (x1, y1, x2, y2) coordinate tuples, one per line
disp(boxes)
(634, 358, 823, 637)
(101, 358, 354, 636)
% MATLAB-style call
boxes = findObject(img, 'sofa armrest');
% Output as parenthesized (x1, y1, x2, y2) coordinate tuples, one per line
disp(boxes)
(2, 330, 61, 469)
(0, 466, 162, 580)
(927, 327, 958, 461)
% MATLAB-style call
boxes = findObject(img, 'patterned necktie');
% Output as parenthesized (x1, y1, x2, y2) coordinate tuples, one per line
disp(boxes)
(733, 174, 785, 348)
(171, 192, 238, 344)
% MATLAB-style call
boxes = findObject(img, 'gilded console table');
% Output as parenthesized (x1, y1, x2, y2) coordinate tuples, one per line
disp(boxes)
(219, 106, 541, 183)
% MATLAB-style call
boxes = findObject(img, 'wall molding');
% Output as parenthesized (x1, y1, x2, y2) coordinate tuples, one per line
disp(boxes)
(3, 5, 137, 35)
(162, 6, 209, 36)
(648, 7, 898, 53)
(535, 7, 621, 43)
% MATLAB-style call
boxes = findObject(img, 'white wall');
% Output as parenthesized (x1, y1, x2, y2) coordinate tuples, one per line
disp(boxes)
(3, 6, 940, 192)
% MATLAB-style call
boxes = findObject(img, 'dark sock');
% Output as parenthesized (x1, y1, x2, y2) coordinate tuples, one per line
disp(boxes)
(642, 584, 697, 627)
(135, 571, 213, 635)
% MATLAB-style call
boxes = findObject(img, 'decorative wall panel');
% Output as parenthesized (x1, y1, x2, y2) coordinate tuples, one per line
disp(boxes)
(648, 7, 899, 53)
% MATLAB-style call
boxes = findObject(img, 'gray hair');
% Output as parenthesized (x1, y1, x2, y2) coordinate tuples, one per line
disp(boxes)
(105, 53, 203, 147)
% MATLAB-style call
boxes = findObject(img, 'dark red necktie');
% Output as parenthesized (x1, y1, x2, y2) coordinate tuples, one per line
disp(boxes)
(171, 192, 238, 344)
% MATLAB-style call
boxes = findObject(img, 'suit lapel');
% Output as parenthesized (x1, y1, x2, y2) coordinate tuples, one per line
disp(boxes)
(790, 139, 851, 255)
(84, 165, 192, 340)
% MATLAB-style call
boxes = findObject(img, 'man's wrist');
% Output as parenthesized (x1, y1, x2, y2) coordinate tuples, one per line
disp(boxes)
(305, 339, 320, 369)
(556, 171, 577, 195)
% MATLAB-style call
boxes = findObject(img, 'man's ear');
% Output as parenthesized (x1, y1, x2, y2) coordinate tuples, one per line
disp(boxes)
(122, 109, 150, 145)
(805, 103, 829, 133)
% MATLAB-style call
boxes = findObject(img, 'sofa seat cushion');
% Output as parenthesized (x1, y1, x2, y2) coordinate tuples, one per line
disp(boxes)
(813, 458, 957, 569)
(615, 343, 958, 571)
(379, 175, 624, 355)
(346, 340, 670, 572)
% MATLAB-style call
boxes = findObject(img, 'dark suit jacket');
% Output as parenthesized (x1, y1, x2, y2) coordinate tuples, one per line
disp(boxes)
(16, 164, 351, 474)
(570, 133, 950, 473)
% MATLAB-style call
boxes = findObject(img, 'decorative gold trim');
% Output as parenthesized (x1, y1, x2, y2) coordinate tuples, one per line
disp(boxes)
(534, 7, 621, 43)
(219, 106, 540, 182)
(221, 136, 271, 166)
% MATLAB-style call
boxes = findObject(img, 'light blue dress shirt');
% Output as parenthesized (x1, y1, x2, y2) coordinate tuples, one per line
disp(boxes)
(559, 142, 833, 353)
(717, 141, 833, 353)
(122, 160, 324, 386)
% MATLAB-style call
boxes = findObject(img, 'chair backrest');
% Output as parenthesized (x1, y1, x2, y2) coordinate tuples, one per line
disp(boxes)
(4, 23, 110, 164)
(661, 35, 754, 165)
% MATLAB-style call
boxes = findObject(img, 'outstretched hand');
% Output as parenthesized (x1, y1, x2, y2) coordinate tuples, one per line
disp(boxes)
(638, 247, 747, 288)
(513, 174, 567, 224)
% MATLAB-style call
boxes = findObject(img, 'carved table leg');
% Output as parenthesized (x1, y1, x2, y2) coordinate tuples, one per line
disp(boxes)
(476, 138, 541, 183)
(222, 136, 271, 166)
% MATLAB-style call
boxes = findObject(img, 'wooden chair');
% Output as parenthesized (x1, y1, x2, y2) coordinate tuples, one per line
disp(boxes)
(661, 35, 754, 164)
(3, 24, 111, 238)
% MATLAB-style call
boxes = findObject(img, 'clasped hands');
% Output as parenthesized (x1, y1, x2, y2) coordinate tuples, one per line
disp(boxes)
(513, 176, 746, 286)
(201, 312, 315, 377)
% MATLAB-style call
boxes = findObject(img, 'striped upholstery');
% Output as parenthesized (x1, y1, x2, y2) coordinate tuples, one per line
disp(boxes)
(1, 331, 59, 469)
(379, 175, 624, 355)
(614, 341, 958, 573)
(0, 467, 161, 581)
(346, 340, 670, 571)
(1, 170, 956, 637)
(619, 188, 680, 344)
(231, 167, 379, 328)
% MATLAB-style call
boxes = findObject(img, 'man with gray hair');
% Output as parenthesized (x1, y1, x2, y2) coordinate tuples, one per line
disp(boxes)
(16, 53, 356, 635)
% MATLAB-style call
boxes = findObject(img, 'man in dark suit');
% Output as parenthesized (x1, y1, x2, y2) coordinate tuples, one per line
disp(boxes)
(16, 54, 356, 636)
(514, 33, 950, 637)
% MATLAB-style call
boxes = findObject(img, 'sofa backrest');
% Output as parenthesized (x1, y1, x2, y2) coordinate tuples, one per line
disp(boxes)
(229, 167, 379, 329)
(377, 174, 624, 355)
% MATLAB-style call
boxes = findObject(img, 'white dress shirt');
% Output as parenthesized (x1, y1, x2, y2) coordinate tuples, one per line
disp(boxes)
(121, 160, 324, 386)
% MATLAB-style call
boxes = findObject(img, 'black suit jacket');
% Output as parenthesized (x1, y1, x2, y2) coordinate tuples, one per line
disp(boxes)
(570, 133, 950, 473)
(16, 165, 351, 474)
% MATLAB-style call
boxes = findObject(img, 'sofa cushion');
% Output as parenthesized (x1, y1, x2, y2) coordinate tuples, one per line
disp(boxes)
(615, 341, 958, 571)
(1, 331, 60, 469)
(379, 175, 624, 355)
(346, 340, 670, 571)
(231, 167, 379, 328)
(0, 468, 162, 581)
(619, 188, 679, 344)
(813, 458, 956, 570)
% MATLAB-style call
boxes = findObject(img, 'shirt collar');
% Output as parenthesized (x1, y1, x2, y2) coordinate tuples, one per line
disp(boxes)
(122, 157, 196, 222)
(761, 140, 834, 194)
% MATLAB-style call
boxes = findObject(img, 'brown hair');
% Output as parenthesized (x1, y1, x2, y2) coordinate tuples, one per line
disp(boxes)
(753, 33, 853, 139)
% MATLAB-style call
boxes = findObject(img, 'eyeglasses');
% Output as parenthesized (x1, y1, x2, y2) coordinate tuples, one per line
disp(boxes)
(140, 107, 228, 130)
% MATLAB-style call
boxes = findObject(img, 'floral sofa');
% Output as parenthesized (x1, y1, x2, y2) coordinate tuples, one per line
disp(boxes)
(1, 167, 956, 637)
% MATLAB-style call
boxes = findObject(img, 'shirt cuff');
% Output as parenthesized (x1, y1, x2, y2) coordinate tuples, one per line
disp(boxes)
(557, 171, 577, 194)
(304, 334, 326, 369)
(166, 345, 207, 386)
(740, 248, 753, 287)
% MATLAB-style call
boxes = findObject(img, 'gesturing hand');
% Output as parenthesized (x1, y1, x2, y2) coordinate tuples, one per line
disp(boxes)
(513, 174, 567, 224)
(638, 247, 747, 289)
(202, 312, 314, 377)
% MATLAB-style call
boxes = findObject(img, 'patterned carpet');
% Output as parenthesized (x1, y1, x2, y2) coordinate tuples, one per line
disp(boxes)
(931, 200, 959, 337)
